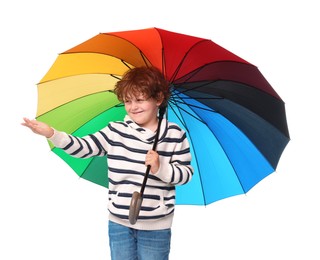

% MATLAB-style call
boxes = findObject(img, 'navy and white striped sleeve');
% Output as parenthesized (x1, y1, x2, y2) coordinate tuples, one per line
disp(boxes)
(48, 128, 110, 158)
(156, 131, 193, 185)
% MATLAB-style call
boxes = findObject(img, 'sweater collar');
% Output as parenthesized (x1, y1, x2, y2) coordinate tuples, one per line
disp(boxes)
(124, 115, 167, 143)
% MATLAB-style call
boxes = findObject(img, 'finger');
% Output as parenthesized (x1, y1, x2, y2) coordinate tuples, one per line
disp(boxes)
(24, 118, 36, 128)
(21, 120, 33, 128)
(24, 117, 34, 124)
(21, 118, 29, 126)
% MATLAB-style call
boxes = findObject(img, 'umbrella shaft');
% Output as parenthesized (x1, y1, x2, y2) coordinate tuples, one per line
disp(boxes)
(138, 107, 165, 196)
(140, 166, 151, 194)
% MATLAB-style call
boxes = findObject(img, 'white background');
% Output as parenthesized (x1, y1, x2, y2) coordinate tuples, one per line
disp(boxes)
(1, 0, 319, 259)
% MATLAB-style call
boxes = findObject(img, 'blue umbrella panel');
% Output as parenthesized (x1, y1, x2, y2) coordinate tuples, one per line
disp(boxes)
(170, 88, 287, 205)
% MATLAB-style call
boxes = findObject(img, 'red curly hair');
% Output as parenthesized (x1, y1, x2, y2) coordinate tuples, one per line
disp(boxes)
(114, 66, 171, 108)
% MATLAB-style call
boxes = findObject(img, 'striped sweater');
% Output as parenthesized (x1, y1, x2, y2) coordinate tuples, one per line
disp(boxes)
(49, 115, 193, 230)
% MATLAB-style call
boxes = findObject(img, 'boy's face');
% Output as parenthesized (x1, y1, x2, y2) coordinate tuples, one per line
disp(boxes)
(124, 93, 162, 130)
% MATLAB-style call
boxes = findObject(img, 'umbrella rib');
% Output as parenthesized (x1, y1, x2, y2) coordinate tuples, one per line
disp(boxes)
(37, 89, 122, 118)
(171, 98, 222, 113)
(168, 39, 210, 82)
(170, 93, 248, 204)
(175, 97, 250, 197)
(139, 50, 150, 67)
(168, 100, 211, 129)
(167, 101, 188, 130)
(172, 80, 213, 95)
(168, 97, 209, 206)
(110, 74, 121, 80)
(174, 63, 211, 83)
(121, 59, 133, 70)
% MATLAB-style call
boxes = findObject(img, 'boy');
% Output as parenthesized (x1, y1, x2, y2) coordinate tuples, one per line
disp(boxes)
(22, 66, 193, 260)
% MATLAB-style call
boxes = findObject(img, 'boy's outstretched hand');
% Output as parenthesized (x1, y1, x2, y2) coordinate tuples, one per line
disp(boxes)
(22, 118, 54, 138)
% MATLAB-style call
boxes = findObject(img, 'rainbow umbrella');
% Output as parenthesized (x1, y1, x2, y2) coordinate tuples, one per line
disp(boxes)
(36, 27, 290, 205)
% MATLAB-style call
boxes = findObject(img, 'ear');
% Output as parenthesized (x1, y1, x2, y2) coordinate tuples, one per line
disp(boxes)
(156, 92, 164, 107)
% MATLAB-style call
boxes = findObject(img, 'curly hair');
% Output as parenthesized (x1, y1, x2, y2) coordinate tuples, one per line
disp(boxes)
(114, 66, 171, 108)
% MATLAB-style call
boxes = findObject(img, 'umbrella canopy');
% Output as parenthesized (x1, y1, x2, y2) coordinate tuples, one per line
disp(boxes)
(36, 27, 290, 205)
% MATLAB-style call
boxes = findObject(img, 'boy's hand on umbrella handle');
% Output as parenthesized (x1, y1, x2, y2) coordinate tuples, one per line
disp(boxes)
(145, 150, 160, 174)
(22, 117, 54, 138)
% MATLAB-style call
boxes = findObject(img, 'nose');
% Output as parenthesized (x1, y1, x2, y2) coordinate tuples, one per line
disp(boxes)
(130, 100, 139, 110)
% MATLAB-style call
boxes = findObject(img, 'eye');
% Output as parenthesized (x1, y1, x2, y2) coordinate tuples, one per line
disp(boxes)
(137, 96, 150, 103)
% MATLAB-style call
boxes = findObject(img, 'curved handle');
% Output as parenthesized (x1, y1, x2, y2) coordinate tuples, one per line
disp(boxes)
(129, 191, 143, 225)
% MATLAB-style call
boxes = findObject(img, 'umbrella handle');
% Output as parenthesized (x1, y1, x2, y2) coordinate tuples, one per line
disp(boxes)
(128, 107, 166, 225)
(129, 191, 143, 225)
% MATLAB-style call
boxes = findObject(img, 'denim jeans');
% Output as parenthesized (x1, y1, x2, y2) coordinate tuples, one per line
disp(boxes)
(108, 221, 171, 260)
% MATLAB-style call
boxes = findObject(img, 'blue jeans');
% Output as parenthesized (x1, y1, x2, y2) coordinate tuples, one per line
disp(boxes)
(108, 221, 171, 260)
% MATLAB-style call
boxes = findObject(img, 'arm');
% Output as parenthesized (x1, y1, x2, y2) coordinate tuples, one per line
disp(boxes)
(22, 117, 109, 158)
(48, 130, 108, 158)
(154, 132, 193, 186)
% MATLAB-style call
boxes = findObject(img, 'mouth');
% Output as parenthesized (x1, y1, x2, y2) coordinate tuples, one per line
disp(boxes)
(131, 111, 143, 115)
